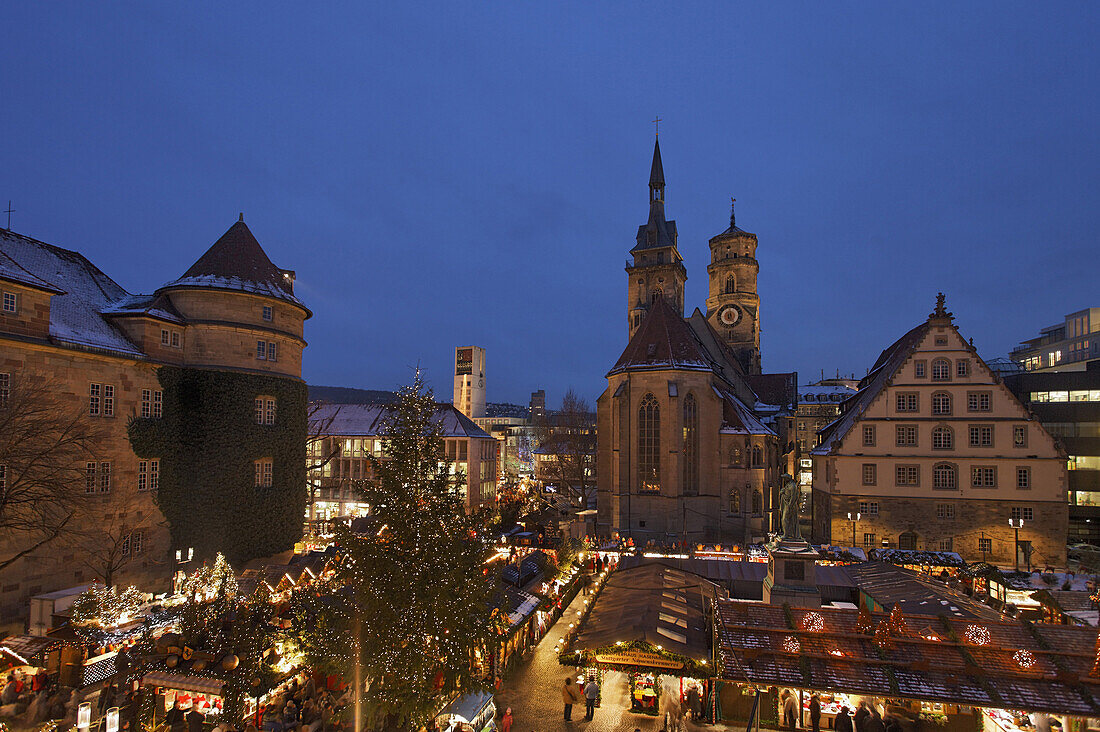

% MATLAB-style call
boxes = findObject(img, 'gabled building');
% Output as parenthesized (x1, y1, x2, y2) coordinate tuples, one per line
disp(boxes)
(597, 139, 784, 545)
(811, 295, 1067, 566)
(0, 217, 308, 633)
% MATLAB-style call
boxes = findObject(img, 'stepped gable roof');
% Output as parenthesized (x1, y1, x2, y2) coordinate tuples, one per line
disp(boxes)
(308, 402, 493, 439)
(160, 218, 309, 314)
(0, 228, 143, 356)
(101, 292, 186, 324)
(609, 297, 712, 375)
(813, 320, 930, 454)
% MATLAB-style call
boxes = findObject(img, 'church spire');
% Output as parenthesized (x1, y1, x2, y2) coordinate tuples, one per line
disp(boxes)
(649, 137, 665, 204)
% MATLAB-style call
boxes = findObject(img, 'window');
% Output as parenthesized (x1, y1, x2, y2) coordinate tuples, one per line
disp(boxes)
(896, 393, 919, 412)
(724, 275, 735, 294)
(0, 465, 5, 492)
(978, 537, 992, 554)
(895, 425, 917, 447)
(914, 361, 926, 378)
(933, 463, 957, 490)
(932, 426, 953, 450)
(752, 490, 763, 515)
(262, 305, 273, 321)
(89, 383, 101, 416)
(122, 530, 144, 557)
(638, 393, 660, 493)
(267, 342, 277, 361)
(2, 292, 16, 313)
(971, 466, 996, 488)
(729, 490, 741, 514)
(969, 425, 993, 447)
(751, 445, 763, 467)
(99, 462, 111, 492)
(863, 533, 876, 548)
(0, 372, 8, 407)
(899, 532, 917, 550)
(682, 394, 698, 496)
(858, 500, 879, 516)
(138, 461, 147, 491)
(86, 461, 111, 493)
(956, 360, 970, 377)
(931, 392, 952, 415)
(1016, 467, 1031, 490)
(932, 358, 951, 381)
(967, 392, 992, 412)
(1011, 506, 1034, 521)
(161, 329, 170, 345)
(862, 464, 877, 486)
(254, 459, 273, 488)
(896, 465, 919, 486)
(729, 446, 743, 466)
(254, 397, 276, 425)
(141, 389, 151, 418)
(86, 462, 97, 493)
(936, 503, 956, 519)
(937, 538, 953, 552)
(103, 385, 114, 417)
(257, 341, 267, 360)
(1013, 425, 1027, 448)
(862, 425, 876, 447)
(171, 331, 180, 348)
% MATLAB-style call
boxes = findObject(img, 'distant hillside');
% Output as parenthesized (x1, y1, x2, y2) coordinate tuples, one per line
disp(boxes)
(308, 385, 397, 405)
(487, 402, 529, 418)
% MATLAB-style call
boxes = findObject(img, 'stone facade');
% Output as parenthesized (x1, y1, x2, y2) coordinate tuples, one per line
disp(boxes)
(811, 296, 1068, 566)
(0, 219, 308, 633)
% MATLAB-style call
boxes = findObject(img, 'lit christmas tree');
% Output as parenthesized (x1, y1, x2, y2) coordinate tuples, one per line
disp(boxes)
(292, 371, 498, 730)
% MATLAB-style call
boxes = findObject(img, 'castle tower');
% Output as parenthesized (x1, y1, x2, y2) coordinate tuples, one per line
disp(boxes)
(625, 138, 687, 338)
(705, 200, 761, 374)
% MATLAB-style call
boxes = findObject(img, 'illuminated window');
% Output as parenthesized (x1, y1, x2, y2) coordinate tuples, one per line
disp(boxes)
(1013, 426, 1027, 447)
(931, 359, 951, 381)
(638, 393, 660, 493)
(682, 394, 698, 496)
(254, 459, 273, 488)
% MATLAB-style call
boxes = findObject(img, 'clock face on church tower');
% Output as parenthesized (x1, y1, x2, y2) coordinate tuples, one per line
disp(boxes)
(718, 304, 742, 327)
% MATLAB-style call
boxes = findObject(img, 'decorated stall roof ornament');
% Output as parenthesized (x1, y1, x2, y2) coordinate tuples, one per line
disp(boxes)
(964, 624, 991, 646)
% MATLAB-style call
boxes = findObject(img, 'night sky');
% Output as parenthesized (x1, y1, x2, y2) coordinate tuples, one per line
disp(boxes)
(2, 3, 1097, 406)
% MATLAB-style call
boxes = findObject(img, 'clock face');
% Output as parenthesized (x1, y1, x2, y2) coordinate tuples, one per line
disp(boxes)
(719, 304, 741, 327)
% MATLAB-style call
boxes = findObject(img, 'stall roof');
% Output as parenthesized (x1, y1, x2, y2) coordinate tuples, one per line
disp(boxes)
(142, 671, 224, 695)
(0, 635, 62, 664)
(617, 556, 855, 591)
(871, 548, 966, 569)
(574, 563, 723, 661)
(844, 562, 1001, 620)
(716, 600, 1100, 716)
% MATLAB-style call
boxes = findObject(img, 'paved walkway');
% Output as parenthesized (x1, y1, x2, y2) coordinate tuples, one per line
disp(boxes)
(495, 580, 759, 732)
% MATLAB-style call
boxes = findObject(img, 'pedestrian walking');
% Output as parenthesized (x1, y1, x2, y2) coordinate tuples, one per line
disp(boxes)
(583, 676, 599, 721)
(835, 707, 853, 732)
(187, 707, 205, 732)
(854, 702, 870, 732)
(500, 707, 513, 732)
(561, 677, 581, 722)
(810, 695, 821, 732)
(865, 708, 886, 732)
(782, 690, 798, 731)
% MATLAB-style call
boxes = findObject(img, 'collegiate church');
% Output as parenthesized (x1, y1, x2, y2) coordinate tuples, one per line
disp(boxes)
(596, 139, 790, 545)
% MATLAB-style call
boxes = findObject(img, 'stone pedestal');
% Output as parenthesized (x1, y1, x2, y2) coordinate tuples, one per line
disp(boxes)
(762, 539, 821, 608)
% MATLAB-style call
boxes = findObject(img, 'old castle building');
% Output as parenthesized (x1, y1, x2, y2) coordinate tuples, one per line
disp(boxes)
(598, 140, 784, 544)
(0, 218, 308, 633)
(811, 296, 1068, 566)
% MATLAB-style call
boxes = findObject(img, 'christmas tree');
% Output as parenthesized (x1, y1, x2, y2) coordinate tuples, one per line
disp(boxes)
(293, 371, 497, 729)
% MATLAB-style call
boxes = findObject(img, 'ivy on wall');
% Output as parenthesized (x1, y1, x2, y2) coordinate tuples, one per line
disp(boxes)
(129, 367, 307, 564)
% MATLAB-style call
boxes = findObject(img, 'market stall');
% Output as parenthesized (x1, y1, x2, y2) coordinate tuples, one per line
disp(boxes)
(142, 670, 224, 719)
(434, 690, 496, 732)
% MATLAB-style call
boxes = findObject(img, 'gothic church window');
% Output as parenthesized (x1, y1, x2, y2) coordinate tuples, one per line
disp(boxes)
(729, 490, 741, 514)
(751, 445, 763, 467)
(638, 393, 661, 493)
(682, 394, 699, 496)
(751, 489, 762, 514)
(724, 275, 735, 294)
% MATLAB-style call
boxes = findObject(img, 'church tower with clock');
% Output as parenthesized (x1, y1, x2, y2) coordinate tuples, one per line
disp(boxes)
(705, 200, 761, 375)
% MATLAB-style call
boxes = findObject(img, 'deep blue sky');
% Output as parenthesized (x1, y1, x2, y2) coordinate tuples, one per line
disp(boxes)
(2, 3, 1098, 406)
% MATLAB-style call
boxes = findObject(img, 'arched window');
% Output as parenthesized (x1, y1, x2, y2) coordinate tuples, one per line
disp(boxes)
(931, 358, 951, 381)
(724, 275, 736, 294)
(751, 445, 763, 467)
(638, 393, 661, 493)
(751, 489, 763, 515)
(651, 287, 663, 303)
(932, 426, 953, 450)
(931, 392, 952, 416)
(933, 463, 957, 490)
(729, 489, 741, 515)
(682, 394, 699, 496)
(899, 531, 918, 550)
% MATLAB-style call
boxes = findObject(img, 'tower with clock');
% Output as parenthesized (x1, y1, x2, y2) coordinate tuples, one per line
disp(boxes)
(705, 198, 761, 375)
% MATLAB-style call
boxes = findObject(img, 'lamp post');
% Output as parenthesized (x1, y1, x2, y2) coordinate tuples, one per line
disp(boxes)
(1008, 518, 1025, 572)
(847, 512, 861, 548)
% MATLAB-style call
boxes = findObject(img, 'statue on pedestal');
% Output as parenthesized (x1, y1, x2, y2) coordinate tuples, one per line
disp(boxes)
(778, 473, 802, 542)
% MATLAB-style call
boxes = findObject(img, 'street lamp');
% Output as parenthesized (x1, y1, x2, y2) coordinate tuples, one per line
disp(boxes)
(847, 512, 861, 548)
(1008, 518, 1025, 572)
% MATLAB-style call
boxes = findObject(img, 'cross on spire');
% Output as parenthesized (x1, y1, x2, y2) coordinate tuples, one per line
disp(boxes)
(653, 116, 662, 137)
(3, 201, 12, 230)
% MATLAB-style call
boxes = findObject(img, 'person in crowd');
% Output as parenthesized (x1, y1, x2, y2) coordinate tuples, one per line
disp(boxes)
(583, 676, 599, 721)
(561, 677, 581, 722)
(167, 702, 186, 732)
(835, 706, 853, 732)
(500, 707, 513, 732)
(810, 694, 822, 732)
(865, 707, 886, 732)
(854, 702, 870, 732)
(2, 677, 18, 705)
(186, 706, 205, 732)
(782, 690, 798, 730)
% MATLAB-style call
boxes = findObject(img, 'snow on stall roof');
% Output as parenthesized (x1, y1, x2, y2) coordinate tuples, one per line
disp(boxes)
(309, 402, 493, 439)
(0, 229, 144, 356)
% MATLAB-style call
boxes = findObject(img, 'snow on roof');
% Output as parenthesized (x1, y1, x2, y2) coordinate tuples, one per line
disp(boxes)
(716, 386, 776, 436)
(309, 402, 493, 439)
(0, 229, 145, 356)
(102, 293, 186, 324)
